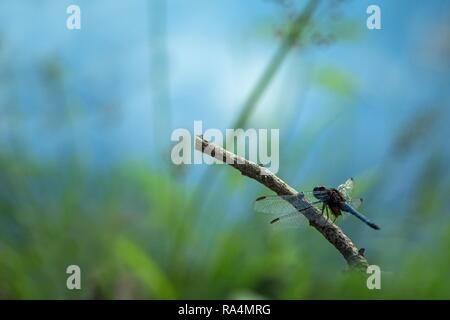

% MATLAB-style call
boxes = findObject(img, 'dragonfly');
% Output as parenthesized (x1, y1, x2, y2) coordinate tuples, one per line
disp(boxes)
(254, 178, 380, 230)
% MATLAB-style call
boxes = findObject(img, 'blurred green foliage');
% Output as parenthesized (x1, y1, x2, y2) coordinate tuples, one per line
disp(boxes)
(1, 147, 449, 299)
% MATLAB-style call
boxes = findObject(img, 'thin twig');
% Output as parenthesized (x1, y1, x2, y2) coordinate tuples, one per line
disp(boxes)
(195, 135, 369, 270)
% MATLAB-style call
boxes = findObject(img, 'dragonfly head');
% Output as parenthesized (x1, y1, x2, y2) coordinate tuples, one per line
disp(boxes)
(313, 186, 329, 201)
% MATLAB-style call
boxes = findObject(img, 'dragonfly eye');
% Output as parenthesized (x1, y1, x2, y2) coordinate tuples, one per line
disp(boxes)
(312, 186, 328, 200)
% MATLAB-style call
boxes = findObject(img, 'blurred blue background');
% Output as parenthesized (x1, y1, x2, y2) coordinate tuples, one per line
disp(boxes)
(0, 0, 449, 299)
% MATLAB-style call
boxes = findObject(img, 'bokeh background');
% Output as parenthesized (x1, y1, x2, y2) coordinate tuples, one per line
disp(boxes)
(0, 0, 449, 299)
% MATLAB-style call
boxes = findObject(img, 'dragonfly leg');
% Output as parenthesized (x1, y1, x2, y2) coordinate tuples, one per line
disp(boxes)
(325, 205, 330, 222)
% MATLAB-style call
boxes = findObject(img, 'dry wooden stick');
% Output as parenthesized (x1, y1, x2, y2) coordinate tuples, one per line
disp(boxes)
(195, 135, 369, 270)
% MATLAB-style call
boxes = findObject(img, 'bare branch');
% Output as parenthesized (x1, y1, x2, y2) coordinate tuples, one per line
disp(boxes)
(195, 135, 369, 270)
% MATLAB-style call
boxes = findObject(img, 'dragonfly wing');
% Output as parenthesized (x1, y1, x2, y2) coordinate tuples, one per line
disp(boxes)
(337, 178, 354, 201)
(254, 194, 318, 229)
(271, 199, 324, 227)
(253, 194, 310, 215)
(269, 210, 306, 229)
(349, 198, 363, 210)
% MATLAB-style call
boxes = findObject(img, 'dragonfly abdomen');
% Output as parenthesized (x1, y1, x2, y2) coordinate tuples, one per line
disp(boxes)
(340, 202, 380, 230)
